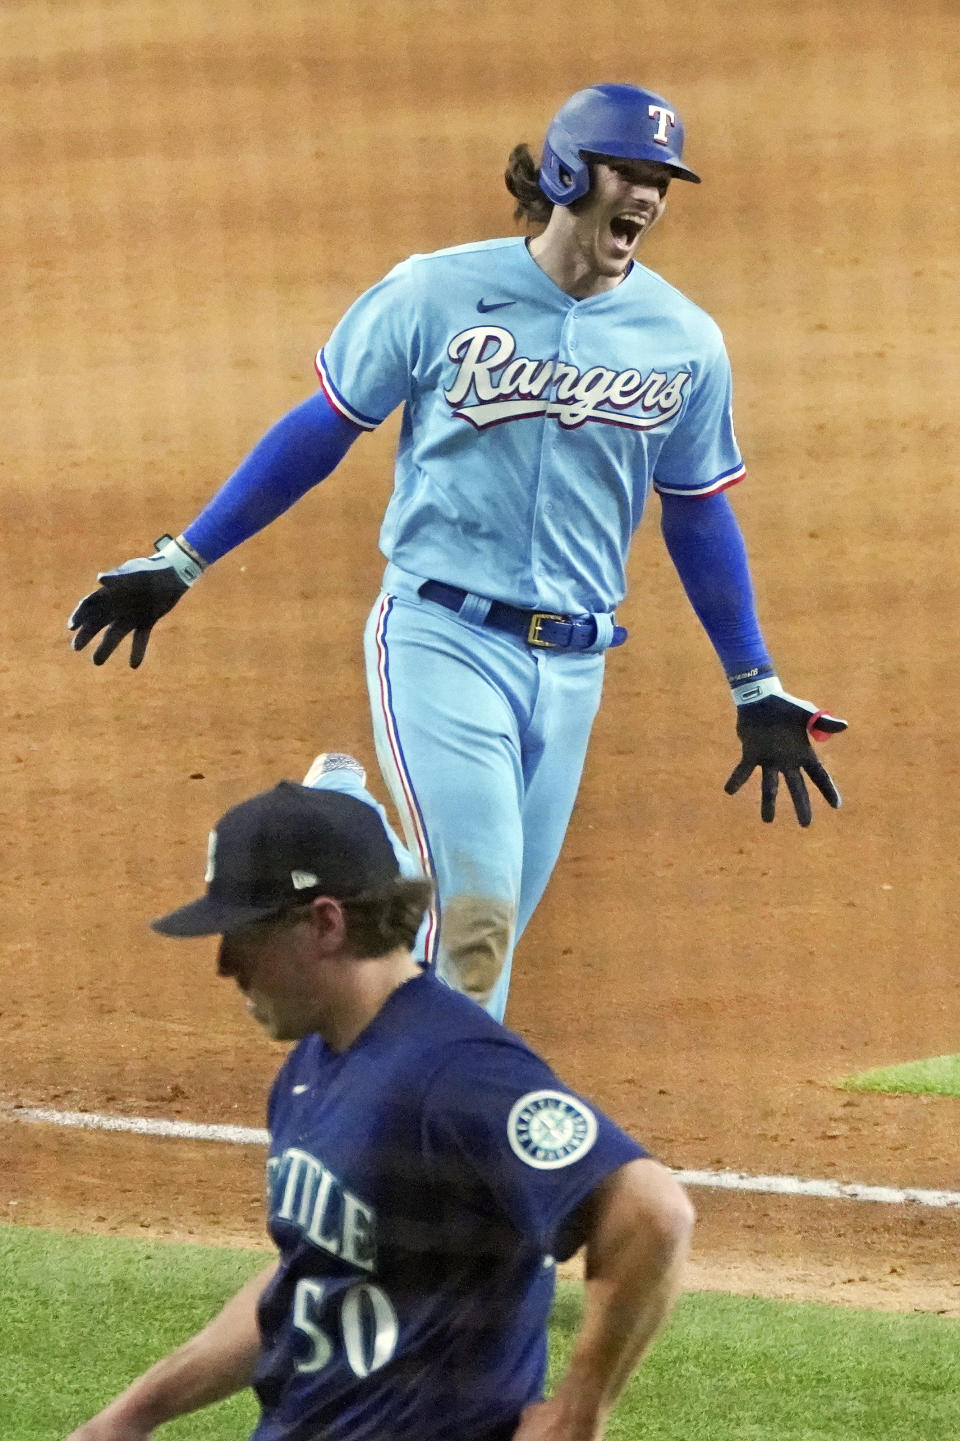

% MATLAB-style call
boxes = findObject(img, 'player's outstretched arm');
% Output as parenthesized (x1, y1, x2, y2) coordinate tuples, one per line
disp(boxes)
(63, 1261, 276, 1440)
(658, 491, 847, 824)
(514, 1159, 694, 1441)
(67, 391, 360, 667)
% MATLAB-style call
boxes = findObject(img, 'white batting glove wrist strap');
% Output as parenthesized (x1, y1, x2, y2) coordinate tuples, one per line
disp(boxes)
(731, 674, 784, 707)
(154, 534, 205, 587)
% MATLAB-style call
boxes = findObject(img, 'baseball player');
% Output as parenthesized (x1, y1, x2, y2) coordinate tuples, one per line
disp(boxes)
(68, 83, 847, 1021)
(64, 781, 694, 1441)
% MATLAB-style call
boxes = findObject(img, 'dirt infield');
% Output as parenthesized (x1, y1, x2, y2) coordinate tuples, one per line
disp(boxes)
(3, 0, 959, 1316)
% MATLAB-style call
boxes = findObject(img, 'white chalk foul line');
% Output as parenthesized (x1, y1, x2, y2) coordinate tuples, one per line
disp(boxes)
(10, 1106, 268, 1146)
(8, 1105, 960, 1210)
(672, 1167, 960, 1210)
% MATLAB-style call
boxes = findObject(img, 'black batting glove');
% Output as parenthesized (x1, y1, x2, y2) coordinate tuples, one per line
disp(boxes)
(724, 678, 847, 827)
(68, 534, 205, 668)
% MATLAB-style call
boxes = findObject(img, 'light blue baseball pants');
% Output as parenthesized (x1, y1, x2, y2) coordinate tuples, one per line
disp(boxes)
(362, 587, 606, 1021)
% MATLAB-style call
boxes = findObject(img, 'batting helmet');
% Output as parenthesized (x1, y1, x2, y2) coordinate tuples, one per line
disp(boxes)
(538, 83, 701, 205)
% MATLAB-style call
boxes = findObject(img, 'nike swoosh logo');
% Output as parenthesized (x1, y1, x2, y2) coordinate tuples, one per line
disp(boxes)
(477, 298, 516, 313)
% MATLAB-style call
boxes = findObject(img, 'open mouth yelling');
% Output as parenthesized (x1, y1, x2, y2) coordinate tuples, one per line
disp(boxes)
(608, 213, 645, 255)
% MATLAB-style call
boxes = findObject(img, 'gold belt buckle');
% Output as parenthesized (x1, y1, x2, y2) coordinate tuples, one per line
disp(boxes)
(527, 611, 567, 648)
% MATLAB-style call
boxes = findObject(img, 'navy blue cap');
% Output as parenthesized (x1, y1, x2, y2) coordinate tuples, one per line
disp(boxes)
(152, 782, 400, 937)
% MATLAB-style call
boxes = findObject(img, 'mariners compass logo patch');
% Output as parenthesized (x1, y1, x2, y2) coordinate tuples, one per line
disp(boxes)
(507, 1089, 598, 1169)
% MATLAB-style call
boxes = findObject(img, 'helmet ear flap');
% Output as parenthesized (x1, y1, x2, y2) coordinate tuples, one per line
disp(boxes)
(538, 127, 591, 206)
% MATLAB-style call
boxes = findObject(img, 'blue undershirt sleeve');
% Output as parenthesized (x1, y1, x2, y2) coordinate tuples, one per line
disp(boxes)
(181, 390, 361, 564)
(658, 489, 774, 684)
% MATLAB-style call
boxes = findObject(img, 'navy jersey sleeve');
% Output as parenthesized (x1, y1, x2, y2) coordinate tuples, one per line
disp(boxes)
(422, 1040, 648, 1261)
(315, 259, 419, 429)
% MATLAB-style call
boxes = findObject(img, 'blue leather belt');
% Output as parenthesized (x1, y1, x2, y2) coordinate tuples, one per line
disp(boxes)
(418, 581, 627, 651)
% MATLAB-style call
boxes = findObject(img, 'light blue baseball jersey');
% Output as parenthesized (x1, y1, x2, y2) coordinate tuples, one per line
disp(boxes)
(316, 236, 744, 615)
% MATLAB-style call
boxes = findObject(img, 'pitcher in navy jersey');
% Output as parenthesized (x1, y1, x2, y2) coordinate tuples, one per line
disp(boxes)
(64, 780, 694, 1441)
(69, 82, 846, 1022)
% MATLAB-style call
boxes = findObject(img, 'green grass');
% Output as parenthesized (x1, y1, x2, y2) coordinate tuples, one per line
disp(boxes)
(550, 1286, 960, 1440)
(2, 1225, 262, 1440)
(4, 1224, 959, 1441)
(839, 1052, 960, 1096)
